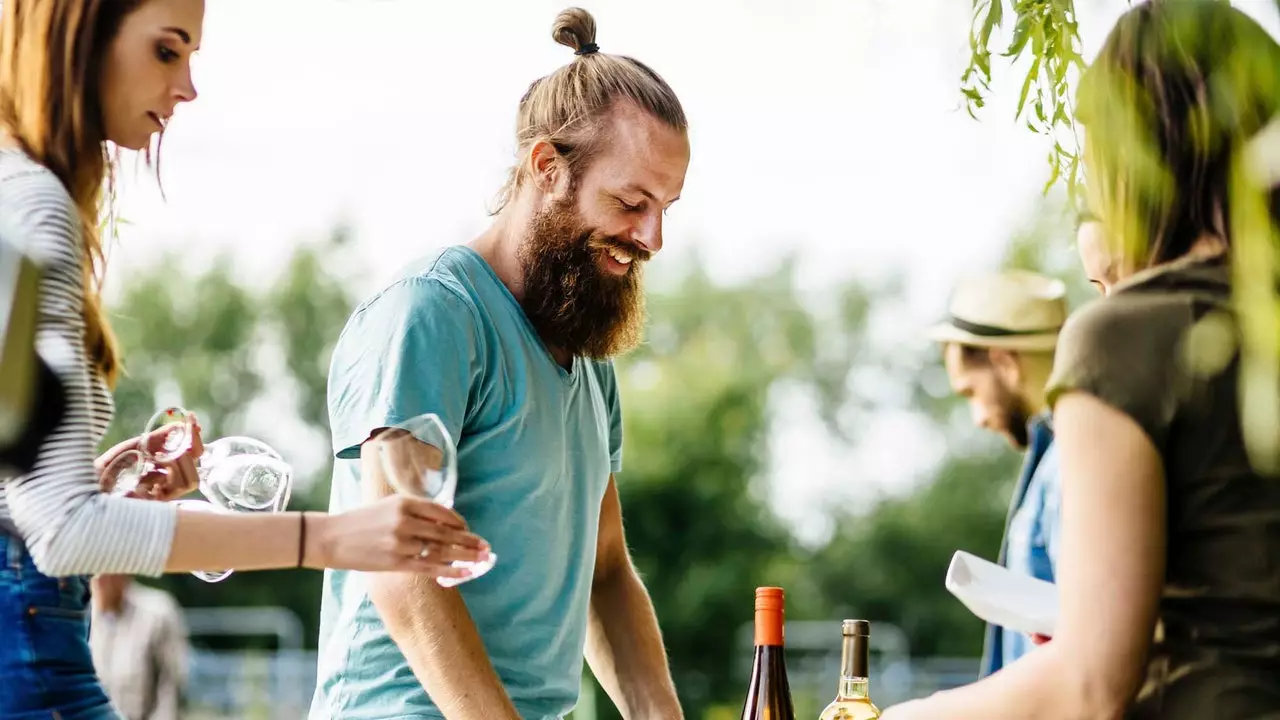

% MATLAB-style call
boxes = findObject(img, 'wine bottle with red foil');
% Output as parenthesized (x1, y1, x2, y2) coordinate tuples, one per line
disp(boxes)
(739, 586, 796, 720)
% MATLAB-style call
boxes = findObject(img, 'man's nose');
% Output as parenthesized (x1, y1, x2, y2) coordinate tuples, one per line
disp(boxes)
(631, 212, 663, 255)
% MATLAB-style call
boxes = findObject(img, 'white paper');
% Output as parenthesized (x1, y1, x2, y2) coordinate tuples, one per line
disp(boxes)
(945, 550, 1059, 637)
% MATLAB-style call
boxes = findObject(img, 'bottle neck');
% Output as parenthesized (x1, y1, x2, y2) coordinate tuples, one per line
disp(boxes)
(755, 607, 784, 648)
(836, 632, 870, 700)
(837, 675, 870, 700)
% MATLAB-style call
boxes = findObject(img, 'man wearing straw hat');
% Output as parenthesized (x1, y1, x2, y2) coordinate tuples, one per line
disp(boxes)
(927, 269, 1069, 678)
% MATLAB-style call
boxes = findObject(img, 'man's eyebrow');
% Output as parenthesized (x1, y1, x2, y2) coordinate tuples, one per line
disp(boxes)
(621, 184, 679, 204)
(620, 184, 655, 201)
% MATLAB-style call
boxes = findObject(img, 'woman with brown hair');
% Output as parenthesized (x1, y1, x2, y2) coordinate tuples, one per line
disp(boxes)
(0, 2, 490, 717)
(884, 1, 1280, 718)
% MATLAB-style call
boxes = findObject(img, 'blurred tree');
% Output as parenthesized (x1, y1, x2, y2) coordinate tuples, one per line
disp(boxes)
(269, 223, 361, 435)
(104, 226, 359, 651)
(586, 253, 882, 718)
(105, 255, 263, 450)
(1000, 188, 1097, 307)
(808, 451, 1017, 659)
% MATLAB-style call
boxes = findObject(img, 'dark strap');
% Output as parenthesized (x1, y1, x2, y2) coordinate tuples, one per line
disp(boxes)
(0, 356, 65, 474)
(949, 315, 1060, 338)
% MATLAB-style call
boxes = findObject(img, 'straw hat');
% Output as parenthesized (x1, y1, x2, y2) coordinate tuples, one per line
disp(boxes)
(926, 270, 1068, 352)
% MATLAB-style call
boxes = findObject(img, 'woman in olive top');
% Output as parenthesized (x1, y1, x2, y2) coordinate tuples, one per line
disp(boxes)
(883, 2, 1280, 719)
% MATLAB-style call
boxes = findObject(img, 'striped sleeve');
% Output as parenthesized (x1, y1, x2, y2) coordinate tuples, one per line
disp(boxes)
(0, 159, 177, 577)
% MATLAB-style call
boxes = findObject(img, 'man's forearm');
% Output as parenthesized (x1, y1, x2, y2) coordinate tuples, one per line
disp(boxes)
(370, 573, 521, 720)
(585, 565, 682, 720)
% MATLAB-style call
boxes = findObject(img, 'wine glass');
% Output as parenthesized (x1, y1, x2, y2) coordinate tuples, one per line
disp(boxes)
(106, 407, 295, 583)
(198, 436, 292, 513)
(107, 406, 197, 497)
(376, 413, 496, 587)
(183, 437, 294, 583)
(173, 498, 234, 583)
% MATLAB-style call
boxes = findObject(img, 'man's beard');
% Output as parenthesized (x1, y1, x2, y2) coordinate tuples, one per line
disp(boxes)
(998, 383, 1032, 450)
(517, 196, 648, 360)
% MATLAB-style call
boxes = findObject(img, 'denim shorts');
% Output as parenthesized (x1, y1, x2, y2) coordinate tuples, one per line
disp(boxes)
(0, 532, 122, 720)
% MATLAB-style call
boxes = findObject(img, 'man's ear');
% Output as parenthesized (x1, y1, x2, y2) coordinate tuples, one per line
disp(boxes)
(527, 140, 569, 196)
(989, 348, 1023, 387)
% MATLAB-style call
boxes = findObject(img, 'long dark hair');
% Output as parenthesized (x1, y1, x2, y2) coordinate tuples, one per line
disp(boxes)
(0, 0, 149, 387)
(1076, 0, 1280, 273)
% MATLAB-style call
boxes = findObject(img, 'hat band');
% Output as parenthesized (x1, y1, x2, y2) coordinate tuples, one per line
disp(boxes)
(949, 315, 1060, 338)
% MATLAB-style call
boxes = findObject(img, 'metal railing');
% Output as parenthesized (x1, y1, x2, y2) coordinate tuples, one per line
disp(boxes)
(182, 607, 315, 718)
(176, 611, 980, 718)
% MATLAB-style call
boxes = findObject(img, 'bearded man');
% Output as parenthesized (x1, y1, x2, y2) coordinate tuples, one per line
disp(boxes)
(310, 8, 688, 720)
(926, 270, 1069, 678)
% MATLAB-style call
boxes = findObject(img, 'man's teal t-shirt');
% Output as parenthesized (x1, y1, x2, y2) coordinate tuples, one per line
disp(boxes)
(309, 246, 622, 720)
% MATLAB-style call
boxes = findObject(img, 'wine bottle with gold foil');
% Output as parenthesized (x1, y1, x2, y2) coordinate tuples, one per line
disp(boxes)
(818, 620, 880, 719)
(739, 587, 796, 720)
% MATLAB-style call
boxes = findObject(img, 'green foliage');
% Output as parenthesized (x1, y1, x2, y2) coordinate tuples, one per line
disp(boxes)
(267, 224, 360, 433)
(960, 0, 1087, 198)
(810, 450, 1016, 658)
(107, 253, 264, 450)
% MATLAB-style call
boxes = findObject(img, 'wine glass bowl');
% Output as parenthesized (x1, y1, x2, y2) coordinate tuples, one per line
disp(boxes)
(376, 421, 453, 504)
(143, 406, 196, 463)
(200, 435, 283, 464)
(376, 413, 495, 587)
(102, 448, 147, 496)
(199, 452, 292, 512)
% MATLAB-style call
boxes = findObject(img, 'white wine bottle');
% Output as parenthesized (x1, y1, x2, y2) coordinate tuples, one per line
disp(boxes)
(818, 620, 880, 719)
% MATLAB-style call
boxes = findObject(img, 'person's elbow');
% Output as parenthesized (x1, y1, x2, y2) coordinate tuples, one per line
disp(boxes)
(1056, 683, 1131, 720)
(1050, 644, 1141, 720)
(368, 571, 447, 622)
(369, 571, 411, 607)
(591, 539, 636, 595)
(7, 478, 111, 576)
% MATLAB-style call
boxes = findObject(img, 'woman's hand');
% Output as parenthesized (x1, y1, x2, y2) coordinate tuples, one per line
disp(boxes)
(305, 494, 493, 580)
(97, 415, 205, 501)
(97, 437, 143, 490)
(139, 414, 204, 501)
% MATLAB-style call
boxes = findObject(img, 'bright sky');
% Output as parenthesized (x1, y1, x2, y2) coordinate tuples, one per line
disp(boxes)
(112, 0, 1280, 545)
